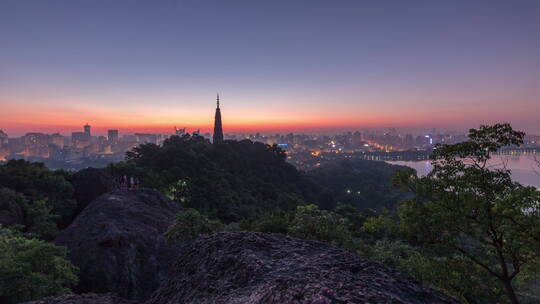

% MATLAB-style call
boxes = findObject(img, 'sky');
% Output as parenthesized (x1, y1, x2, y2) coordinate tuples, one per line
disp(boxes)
(1, 0, 539, 136)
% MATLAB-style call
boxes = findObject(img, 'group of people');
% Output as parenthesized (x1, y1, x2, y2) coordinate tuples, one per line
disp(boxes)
(118, 175, 140, 190)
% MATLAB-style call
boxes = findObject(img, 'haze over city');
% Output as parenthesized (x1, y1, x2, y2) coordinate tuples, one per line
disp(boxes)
(1, 0, 539, 136)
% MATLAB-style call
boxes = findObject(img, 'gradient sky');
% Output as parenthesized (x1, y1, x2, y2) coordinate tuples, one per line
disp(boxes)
(1, 0, 539, 136)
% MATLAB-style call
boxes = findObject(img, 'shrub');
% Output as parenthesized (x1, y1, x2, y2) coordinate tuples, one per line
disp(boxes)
(0, 227, 78, 304)
(252, 210, 292, 234)
(288, 204, 352, 247)
(165, 209, 224, 242)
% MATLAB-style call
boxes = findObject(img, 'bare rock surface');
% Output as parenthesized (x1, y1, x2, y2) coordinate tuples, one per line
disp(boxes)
(55, 189, 181, 301)
(148, 231, 459, 304)
(21, 293, 139, 304)
(71, 167, 115, 213)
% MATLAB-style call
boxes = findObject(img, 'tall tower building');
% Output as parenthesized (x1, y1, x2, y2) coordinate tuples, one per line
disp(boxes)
(84, 123, 91, 136)
(108, 129, 119, 144)
(212, 93, 224, 144)
(0, 130, 8, 147)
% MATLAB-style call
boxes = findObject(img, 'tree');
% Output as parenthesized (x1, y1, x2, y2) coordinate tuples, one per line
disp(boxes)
(24, 199, 60, 240)
(0, 227, 78, 304)
(0, 160, 77, 231)
(305, 159, 409, 211)
(165, 209, 224, 242)
(288, 204, 352, 248)
(112, 134, 324, 222)
(163, 178, 191, 206)
(0, 187, 25, 227)
(249, 209, 292, 234)
(392, 123, 540, 304)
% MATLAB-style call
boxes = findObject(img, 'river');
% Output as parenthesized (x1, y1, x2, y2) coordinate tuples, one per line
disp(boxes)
(388, 154, 540, 188)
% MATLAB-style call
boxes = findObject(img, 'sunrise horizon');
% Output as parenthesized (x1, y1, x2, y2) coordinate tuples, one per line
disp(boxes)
(3, 100, 539, 137)
(1, 2, 540, 303)
(2, 1, 539, 138)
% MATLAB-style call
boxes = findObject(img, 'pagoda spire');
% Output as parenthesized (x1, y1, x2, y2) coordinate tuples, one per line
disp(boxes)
(213, 93, 224, 144)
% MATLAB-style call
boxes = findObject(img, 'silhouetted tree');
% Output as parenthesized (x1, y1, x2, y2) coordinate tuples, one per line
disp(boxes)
(391, 123, 540, 304)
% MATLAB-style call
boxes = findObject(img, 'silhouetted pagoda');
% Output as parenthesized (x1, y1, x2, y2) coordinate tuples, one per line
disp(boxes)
(213, 93, 224, 144)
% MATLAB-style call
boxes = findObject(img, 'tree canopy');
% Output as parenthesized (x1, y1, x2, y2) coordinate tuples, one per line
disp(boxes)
(0, 160, 76, 240)
(0, 227, 78, 304)
(383, 123, 540, 304)
(108, 135, 328, 222)
(305, 159, 411, 211)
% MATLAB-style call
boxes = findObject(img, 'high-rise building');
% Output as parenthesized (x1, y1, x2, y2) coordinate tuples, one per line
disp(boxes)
(84, 123, 91, 136)
(50, 133, 65, 148)
(21, 133, 50, 158)
(0, 130, 8, 147)
(135, 133, 157, 144)
(212, 93, 224, 144)
(72, 132, 90, 149)
(23, 133, 49, 146)
(108, 129, 119, 144)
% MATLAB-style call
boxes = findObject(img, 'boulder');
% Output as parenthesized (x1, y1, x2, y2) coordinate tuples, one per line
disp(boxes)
(71, 167, 115, 213)
(21, 293, 139, 304)
(55, 189, 181, 301)
(148, 231, 459, 304)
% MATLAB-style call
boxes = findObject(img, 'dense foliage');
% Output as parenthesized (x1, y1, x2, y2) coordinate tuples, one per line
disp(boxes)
(3, 123, 538, 303)
(367, 123, 540, 303)
(305, 159, 410, 211)
(108, 134, 408, 223)
(161, 124, 540, 304)
(0, 227, 78, 304)
(240, 204, 356, 248)
(108, 135, 329, 222)
(166, 209, 224, 242)
(0, 160, 76, 240)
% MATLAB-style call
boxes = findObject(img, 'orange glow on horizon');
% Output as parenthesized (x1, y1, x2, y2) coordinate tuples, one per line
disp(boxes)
(1, 95, 537, 136)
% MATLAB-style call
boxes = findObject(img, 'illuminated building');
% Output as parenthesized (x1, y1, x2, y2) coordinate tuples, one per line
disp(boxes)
(72, 132, 91, 149)
(50, 133, 65, 148)
(72, 124, 93, 149)
(22, 133, 50, 158)
(23, 133, 48, 146)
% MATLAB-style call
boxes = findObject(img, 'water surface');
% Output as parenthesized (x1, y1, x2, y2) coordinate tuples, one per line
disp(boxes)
(388, 154, 540, 188)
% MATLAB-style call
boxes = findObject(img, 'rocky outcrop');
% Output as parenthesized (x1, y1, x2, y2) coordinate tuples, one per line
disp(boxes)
(71, 168, 115, 213)
(22, 293, 139, 304)
(148, 231, 459, 304)
(55, 189, 181, 302)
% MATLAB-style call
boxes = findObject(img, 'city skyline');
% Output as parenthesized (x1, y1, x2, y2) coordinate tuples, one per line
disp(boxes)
(1, 97, 538, 186)
(2, 91, 540, 137)
(1, 1, 539, 135)
(1, 90, 539, 138)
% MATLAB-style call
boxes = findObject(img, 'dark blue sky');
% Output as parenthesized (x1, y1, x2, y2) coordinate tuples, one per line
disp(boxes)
(1, 0, 539, 135)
